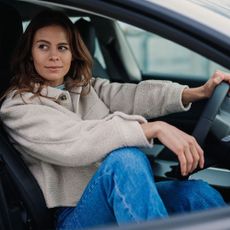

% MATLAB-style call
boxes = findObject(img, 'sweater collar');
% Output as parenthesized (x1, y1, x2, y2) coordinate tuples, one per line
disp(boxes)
(39, 85, 83, 100)
(39, 86, 66, 100)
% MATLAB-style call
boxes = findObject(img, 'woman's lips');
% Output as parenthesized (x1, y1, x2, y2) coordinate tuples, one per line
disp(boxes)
(46, 66, 62, 69)
(45, 66, 62, 72)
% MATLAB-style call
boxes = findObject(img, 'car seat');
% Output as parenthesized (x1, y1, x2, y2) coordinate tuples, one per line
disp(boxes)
(0, 3, 54, 230)
(75, 18, 110, 79)
(0, 2, 22, 94)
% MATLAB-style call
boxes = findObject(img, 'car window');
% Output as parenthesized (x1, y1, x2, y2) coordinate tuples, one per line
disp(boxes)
(22, 20, 30, 31)
(118, 21, 229, 80)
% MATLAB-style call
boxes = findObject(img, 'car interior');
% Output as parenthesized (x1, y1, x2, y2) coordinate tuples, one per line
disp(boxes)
(0, 1, 229, 230)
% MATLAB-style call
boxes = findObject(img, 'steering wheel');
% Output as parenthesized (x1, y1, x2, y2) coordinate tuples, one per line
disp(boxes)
(192, 82, 229, 148)
(168, 82, 229, 179)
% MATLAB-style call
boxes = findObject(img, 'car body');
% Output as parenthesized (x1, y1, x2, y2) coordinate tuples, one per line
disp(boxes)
(0, 0, 229, 229)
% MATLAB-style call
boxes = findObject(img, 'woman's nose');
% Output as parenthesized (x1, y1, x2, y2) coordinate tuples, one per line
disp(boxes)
(49, 49, 60, 61)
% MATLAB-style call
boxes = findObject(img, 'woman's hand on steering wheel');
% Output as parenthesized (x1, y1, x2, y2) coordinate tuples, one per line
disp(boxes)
(181, 70, 230, 106)
(202, 70, 230, 98)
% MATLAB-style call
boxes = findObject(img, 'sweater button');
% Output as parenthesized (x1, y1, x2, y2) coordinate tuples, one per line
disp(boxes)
(59, 94, 67, 101)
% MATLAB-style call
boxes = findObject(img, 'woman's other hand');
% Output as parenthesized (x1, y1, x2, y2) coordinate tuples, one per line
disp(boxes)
(141, 121, 204, 176)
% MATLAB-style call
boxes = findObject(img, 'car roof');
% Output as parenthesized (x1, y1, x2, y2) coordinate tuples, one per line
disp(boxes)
(148, 0, 230, 37)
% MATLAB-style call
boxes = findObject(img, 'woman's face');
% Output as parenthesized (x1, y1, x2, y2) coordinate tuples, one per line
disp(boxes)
(31, 25, 72, 87)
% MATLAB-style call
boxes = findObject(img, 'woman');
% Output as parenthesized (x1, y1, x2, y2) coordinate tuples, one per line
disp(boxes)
(0, 10, 229, 230)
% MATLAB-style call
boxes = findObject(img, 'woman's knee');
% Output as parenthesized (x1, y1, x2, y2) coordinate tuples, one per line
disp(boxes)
(103, 147, 151, 173)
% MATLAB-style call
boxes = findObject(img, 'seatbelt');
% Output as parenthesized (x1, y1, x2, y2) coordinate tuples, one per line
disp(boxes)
(0, 157, 14, 230)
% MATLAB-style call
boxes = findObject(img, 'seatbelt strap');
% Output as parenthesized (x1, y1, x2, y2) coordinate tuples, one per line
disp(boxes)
(0, 157, 14, 230)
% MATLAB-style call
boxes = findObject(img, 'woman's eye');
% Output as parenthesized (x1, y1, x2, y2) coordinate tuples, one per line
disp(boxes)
(58, 46, 68, 51)
(38, 44, 48, 50)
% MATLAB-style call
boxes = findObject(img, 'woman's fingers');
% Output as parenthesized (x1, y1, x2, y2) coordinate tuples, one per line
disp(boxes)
(184, 146, 194, 174)
(215, 70, 230, 84)
(169, 127, 204, 175)
(177, 150, 187, 176)
(146, 121, 205, 176)
(177, 141, 200, 176)
(188, 143, 200, 172)
(172, 127, 203, 175)
(202, 70, 230, 98)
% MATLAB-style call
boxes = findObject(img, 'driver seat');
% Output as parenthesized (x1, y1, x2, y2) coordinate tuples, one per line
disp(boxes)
(75, 18, 110, 79)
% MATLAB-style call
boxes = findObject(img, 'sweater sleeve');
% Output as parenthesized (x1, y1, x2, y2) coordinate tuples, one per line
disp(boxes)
(92, 78, 191, 119)
(0, 98, 152, 167)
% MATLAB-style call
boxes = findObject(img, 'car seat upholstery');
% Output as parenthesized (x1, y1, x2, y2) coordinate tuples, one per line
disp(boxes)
(0, 3, 54, 230)
(75, 18, 110, 79)
(0, 3, 23, 94)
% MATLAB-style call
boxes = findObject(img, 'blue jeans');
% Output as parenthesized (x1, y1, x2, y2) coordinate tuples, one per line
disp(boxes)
(56, 147, 225, 229)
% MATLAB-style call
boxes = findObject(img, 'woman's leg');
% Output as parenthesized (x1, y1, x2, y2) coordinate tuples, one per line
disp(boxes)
(56, 147, 168, 230)
(156, 179, 226, 214)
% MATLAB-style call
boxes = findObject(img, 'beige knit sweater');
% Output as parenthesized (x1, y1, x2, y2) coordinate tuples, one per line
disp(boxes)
(0, 78, 190, 208)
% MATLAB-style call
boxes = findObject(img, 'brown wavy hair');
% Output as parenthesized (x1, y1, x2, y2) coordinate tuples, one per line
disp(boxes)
(4, 9, 92, 99)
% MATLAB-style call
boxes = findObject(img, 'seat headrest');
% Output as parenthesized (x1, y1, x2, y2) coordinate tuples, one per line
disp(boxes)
(0, 3, 23, 94)
(74, 18, 96, 55)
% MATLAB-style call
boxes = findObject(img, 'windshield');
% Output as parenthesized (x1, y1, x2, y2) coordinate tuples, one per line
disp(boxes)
(146, 0, 230, 37)
(188, 0, 230, 18)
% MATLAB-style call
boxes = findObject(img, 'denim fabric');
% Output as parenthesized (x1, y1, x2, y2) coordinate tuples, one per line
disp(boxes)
(56, 147, 225, 230)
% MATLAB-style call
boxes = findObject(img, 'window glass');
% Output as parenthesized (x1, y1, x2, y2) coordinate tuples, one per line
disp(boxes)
(94, 39, 106, 69)
(119, 22, 228, 80)
(22, 21, 30, 31)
